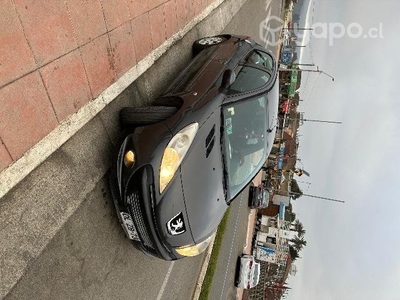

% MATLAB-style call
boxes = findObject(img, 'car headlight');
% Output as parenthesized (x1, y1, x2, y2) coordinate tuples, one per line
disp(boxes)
(159, 123, 199, 193)
(175, 234, 214, 257)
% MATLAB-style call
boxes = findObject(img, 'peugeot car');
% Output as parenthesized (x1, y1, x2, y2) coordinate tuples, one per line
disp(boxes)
(109, 34, 279, 260)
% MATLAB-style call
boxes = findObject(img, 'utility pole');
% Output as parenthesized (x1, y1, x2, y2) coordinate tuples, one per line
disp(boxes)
(290, 63, 314, 67)
(284, 117, 342, 125)
(278, 190, 345, 203)
(302, 119, 342, 124)
(279, 67, 335, 81)
(290, 191, 345, 203)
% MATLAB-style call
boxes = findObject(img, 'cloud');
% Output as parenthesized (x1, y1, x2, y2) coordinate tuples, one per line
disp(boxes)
(284, 1, 400, 299)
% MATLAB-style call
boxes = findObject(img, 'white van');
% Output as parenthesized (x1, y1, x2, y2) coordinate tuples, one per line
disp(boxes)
(235, 255, 261, 289)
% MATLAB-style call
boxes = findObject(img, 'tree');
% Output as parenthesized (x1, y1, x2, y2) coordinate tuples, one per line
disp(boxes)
(289, 245, 299, 261)
(290, 235, 307, 252)
(294, 219, 306, 237)
(290, 219, 305, 237)
(297, 227, 306, 238)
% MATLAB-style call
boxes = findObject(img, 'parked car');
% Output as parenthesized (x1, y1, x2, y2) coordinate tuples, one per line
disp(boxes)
(109, 34, 279, 260)
(280, 46, 294, 64)
(235, 255, 260, 289)
(249, 185, 270, 208)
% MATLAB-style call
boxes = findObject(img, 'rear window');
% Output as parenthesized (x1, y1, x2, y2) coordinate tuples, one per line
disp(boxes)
(229, 66, 270, 94)
(245, 50, 274, 71)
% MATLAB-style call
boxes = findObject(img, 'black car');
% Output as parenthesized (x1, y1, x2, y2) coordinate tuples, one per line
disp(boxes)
(248, 185, 270, 209)
(109, 34, 279, 260)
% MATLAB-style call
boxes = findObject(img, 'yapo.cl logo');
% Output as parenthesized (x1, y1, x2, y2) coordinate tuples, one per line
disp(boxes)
(259, 14, 284, 47)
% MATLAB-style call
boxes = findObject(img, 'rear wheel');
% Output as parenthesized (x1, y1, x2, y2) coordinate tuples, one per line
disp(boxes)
(192, 35, 228, 55)
(119, 106, 178, 126)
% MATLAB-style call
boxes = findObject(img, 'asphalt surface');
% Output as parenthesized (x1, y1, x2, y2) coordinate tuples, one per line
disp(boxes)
(5, 176, 204, 300)
(2, 0, 283, 299)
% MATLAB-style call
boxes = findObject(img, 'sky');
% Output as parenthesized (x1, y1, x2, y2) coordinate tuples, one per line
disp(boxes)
(286, 0, 400, 299)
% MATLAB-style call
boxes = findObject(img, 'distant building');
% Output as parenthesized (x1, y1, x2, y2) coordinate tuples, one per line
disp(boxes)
(279, 68, 302, 98)
(253, 204, 292, 266)
(250, 205, 298, 299)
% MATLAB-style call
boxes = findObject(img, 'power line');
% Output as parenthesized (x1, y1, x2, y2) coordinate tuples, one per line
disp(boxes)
(302, 72, 321, 111)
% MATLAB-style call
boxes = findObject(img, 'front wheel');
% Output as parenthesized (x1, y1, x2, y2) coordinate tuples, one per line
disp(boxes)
(119, 106, 178, 126)
(192, 35, 227, 55)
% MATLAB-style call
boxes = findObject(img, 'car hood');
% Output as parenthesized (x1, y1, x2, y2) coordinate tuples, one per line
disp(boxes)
(179, 106, 228, 243)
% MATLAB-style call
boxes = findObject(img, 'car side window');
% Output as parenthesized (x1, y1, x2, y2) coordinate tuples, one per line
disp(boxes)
(229, 66, 270, 94)
(244, 50, 274, 71)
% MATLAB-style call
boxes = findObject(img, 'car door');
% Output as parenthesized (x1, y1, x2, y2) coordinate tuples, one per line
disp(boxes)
(220, 51, 277, 198)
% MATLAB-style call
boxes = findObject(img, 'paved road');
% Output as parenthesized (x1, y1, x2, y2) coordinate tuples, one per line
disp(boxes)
(5, 177, 204, 300)
(206, 189, 251, 300)
(3, 0, 282, 299)
(223, 0, 283, 54)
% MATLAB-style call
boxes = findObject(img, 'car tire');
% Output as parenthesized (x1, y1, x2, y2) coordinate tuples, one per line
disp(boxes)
(119, 106, 178, 126)
(193, 35, 227, 55)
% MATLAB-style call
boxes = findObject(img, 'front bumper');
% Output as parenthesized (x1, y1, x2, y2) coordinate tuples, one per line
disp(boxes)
(110, 164, 180, 260)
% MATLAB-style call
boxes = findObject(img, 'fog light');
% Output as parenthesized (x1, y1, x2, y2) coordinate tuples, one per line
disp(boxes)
(124, 150, 135, 168)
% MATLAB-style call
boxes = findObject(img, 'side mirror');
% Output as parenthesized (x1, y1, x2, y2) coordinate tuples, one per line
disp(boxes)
(220, 69, 236, 93)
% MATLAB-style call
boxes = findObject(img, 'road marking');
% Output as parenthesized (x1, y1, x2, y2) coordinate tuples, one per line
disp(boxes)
(219, 193, 244, 300)
(156, 261, 175, 300)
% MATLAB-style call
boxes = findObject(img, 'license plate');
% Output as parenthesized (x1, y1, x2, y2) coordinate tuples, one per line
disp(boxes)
(120, 212, 140, 241)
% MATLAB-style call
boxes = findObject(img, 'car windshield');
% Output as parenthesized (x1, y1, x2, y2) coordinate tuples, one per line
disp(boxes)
(222, 94, 269, 200)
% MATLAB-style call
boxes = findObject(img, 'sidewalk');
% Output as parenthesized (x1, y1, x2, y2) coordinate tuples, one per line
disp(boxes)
(0, 0, 212, 173)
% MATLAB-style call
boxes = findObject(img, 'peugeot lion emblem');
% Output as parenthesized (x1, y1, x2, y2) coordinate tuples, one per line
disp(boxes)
(167, 212, 186, 236)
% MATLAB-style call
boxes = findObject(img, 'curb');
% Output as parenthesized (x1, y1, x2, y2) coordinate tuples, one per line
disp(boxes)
(192, 234, 216, 300)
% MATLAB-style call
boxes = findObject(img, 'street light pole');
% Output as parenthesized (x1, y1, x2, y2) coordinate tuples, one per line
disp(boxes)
(317, 66, 335, 82)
